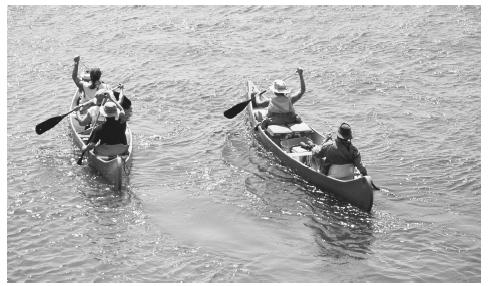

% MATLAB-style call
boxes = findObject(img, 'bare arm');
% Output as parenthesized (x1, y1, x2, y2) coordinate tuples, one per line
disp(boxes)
(115, 85, 125, 106)
(72, 56, 83, 90)
(105, 91, 126, 120)
(106, 91, 125, 113)
(75, 111, 92, 126)
(290, 68, 305, 104)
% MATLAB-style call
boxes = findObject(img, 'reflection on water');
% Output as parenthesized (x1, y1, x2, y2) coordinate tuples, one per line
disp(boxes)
(304, 193, 374, 260)
(8, 5, 480, 283)
(224, 130, 375, 261)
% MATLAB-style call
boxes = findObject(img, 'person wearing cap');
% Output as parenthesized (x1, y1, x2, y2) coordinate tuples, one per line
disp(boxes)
(72, 56, 110, 104)
(254, 67, 306, 128)
(304, 123, 368, 177)
(81, 99, 128, 156)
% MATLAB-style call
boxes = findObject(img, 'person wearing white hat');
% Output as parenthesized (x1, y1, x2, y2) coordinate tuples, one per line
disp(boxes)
(302, 123, 368, 178)
(81, 98, 128, 156)
(254, 67, 306, 128)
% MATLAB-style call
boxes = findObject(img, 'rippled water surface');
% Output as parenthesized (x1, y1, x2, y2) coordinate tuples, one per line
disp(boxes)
(7, 5, 481, 282)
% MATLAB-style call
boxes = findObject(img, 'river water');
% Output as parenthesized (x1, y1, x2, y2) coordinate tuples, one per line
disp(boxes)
(6, 5, 481, 283)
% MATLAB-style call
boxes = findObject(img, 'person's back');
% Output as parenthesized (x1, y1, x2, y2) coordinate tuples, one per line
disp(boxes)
(91, 118, 126, 145)
(311, 123, 368, 177)
(84, 101, 128, 156)
(256, 68, 306, 128)
(81, 83, 109, 104)
(79, 68, 109, 104)
(72, 56, 109, 104)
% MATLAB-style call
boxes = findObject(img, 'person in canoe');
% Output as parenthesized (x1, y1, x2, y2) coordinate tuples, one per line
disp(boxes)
(303, 123, 368, 178)
(75, 86, 128, 128)
(253, 67, 306, 129)
(72, 55, 110, 104)
(74, 89, 108, 128)
(81, 99, 129, 157)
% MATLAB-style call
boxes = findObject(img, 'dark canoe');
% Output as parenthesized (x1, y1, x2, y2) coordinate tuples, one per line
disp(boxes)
(245, 81, 376, 211)
(68, 89, 133, 191)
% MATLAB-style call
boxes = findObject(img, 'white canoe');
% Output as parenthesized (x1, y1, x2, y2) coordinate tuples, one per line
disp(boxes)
(68, 89, 133, 190)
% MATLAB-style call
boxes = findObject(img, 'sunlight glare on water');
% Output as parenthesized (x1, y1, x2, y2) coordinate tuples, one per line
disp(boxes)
(7, 5, 481, 283)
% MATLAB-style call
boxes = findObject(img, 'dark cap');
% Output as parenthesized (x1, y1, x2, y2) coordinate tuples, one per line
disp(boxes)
(337, 122, 353, 140)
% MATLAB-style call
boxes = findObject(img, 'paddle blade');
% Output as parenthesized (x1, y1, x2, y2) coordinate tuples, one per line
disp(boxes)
(35, 115, 65, 135)
(77, 150, 86, 165)
(223, 99, 251, 119)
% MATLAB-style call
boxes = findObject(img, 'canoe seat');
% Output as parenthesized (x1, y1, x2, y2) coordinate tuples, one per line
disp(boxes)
(267, 125, 293, 136)
(288, 123, 312, 133)
(328, 164, 355, 180)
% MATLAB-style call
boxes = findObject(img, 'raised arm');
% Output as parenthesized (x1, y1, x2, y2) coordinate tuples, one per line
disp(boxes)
(72, 56, 83, 90)
(115, 84, 125, 106)
(290, 67, 305, 104)
(105, 90, 126, 120)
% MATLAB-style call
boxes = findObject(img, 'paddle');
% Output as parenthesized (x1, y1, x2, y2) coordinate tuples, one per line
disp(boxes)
(36, 83, 127, 135)
(76, 98, 107, 165)
(35, 106, 80, 135)
(224, 90, 267, 119)
(77, 149, 88, 165)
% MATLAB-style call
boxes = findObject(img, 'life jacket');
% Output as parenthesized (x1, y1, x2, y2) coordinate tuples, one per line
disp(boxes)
(267, 95, 295, 114)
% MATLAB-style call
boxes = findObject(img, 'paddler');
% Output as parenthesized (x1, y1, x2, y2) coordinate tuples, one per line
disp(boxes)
(82, 100, 128, 157)
(72, 55, 110, 104)
(254, 67, 306, 129)
(302, 123, 368, 177)
(75, 86, 127, 128)
(74, 89, 108, 128)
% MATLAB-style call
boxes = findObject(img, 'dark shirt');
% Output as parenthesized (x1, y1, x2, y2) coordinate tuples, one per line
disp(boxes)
(312, 138, 368, 176)
(88, 118, 127, 145)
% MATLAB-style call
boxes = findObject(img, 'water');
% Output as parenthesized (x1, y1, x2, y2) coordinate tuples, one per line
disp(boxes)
(7, 5, 481, 283)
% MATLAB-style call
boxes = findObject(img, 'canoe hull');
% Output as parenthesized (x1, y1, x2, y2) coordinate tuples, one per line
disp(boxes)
(69, 89, 133, 190)
(246, 81, 374, 211)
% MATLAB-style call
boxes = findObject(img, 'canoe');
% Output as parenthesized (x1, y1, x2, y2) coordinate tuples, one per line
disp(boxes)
(68, 89, 133, 190)
(245, 81, 376, 211)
